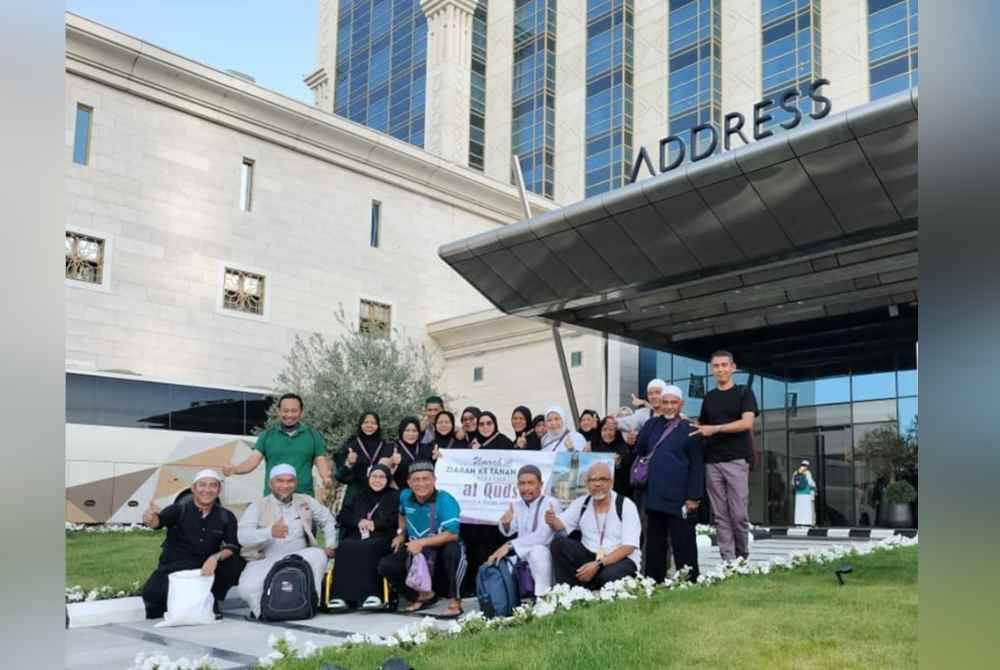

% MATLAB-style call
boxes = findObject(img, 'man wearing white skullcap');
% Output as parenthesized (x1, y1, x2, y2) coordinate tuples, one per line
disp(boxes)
(615, 378, 671, 436)
(633, 382, 705, 584)
(140, 468, 244, 620)
(237, 463, 338, 618)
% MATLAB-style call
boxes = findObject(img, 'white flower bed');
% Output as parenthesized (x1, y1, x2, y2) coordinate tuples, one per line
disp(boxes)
(131, 534, 918, 670)
(66, 522, 155, 533)
(129, 652, 219, 670)
(65, 581, 141, 603)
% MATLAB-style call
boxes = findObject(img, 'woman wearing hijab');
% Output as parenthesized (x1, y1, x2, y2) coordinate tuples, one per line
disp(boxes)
(334, 412, 387, 506)
(329, 464, 400, 610)
(389, 417, 423, 490)
(511, 406, 540, 450)
(539, 405, 587, 452)
(469, 411, 514, 450)
(455, 406, 482, 444)
(532, 415, 547, 446)
(578, 409, 601, 449)
(592, 415, 634, 498)
(426, 410, 467, 461)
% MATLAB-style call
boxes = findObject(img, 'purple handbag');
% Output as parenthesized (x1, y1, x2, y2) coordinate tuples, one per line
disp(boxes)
(406, 550, 435, 592)
(629, 419, 680, 489)
(512, 559, 535, 597)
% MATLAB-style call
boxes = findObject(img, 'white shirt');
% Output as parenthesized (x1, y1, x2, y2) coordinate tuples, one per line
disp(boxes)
(558, 491, 642, 568)
(498, 494, 562, 556)
(238, 494, 338, 553)
(539, 430, 587, 452)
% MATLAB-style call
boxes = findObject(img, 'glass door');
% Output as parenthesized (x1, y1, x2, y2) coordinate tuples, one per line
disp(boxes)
(788, 426, 854, 526)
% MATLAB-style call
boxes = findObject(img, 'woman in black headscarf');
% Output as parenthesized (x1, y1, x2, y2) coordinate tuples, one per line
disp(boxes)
(329, 464, 400, 610)
(334, 411, 387, 506)
(532, 414, 546, 446)
(578, 409, 601, 450)
(456, 406, 482, 445)
(592, 415, 634, 498)
(388, 416, 423, 490)
(426, 410, 466, 461)
(470, 411, 514, 449)
(511, 406, 540, 450)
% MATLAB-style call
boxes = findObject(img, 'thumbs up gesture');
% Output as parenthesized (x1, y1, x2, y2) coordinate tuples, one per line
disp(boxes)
(142, 500, 160, 527)
(563, 434, 573, 451)
(500, 503, 515, 527)
(470, 439, 481, 450)
(272, 515, 289, 539)
(391, 446, 402, 467)
(346, 448, 358, 467)
(432, 445, 441, 461)
(544, 506, 560, 530)
(515, 435, 527, 449)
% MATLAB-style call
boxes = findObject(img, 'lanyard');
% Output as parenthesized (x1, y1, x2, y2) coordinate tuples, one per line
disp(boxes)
(544, 430, 569, 451)
(593, 503, 609, 549)
(530, 496, 546, 533)
(366, 501, 381, 521)
(356, 437, 383, 465)
(480, 433, 498, 448)
(397, 440, 415, 461)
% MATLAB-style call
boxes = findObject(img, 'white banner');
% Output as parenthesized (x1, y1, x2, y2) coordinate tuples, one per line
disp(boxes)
(435, 449, 616, 524)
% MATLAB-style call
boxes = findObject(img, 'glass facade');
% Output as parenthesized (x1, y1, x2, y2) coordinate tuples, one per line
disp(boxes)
(668, 0, 721, 161)
(639, 349, 917, 527)
(584, 0, 634, 197)
(512, 0, 557, 198)
(760, 0, 822, 132)
(868, 0, 918, 100)
(469, 1, 489, 171)
(334, 0, 427, 147)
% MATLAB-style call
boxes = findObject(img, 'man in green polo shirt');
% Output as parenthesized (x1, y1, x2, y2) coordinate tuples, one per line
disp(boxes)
(223, 393, 332, 496)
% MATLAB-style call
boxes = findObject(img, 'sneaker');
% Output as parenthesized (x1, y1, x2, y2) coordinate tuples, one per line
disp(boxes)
(328, 598, 349, 611)
(361, 596, 383, 610)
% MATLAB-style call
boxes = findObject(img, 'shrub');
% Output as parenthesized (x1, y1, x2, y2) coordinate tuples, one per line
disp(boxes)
(885, 480, 917, 504)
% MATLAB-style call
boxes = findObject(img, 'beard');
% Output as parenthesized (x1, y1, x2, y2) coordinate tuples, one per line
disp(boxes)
(275, 492, 293, 503)
(591, 491, 609, 501)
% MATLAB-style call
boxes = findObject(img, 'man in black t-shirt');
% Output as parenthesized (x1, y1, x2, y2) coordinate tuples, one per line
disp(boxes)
(689, 351, 758, 561)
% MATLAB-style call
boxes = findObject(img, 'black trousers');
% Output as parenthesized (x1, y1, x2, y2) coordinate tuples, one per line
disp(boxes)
(550, 535, 637, 589)
(644, 509, 699, 583)
(141, 554, 246, 619)
(378, 540, 466, 601)
(459, 523, 505, 597)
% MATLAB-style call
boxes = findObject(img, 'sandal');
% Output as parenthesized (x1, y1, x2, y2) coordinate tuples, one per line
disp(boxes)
(404, 594, 438, 613)
(437, 601, 463, 619)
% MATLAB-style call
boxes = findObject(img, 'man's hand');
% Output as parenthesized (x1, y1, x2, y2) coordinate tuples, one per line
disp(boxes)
(685, 499, 700, 513)
(499, 503, 514, 528)
(487, 543, 511, 565)
(201, 554, 219, 577)
(324, 547, 336, 558)
(576, 561, 600, 583)
(221, 464, 236, 477)
(142, 501, 160, 527)
(391, 534, 405, 552)
(345, 448, 358, 467)
(405, 539, 424, 556)
(271, 516, 289, 539)
(544, 506, 561, 531)
(687, 420, 718, 438)
(624, 428, 638, 446)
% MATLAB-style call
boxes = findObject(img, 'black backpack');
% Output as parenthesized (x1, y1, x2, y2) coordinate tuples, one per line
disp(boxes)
(260, 554, 318, 621)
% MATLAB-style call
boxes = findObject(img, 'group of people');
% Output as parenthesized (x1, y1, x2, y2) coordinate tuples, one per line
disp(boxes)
(140, 350, 759, 622)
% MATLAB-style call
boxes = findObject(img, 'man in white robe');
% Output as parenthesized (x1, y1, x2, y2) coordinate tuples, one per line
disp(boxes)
(237, 464, 337, 618)
(486, 465, 562, 595)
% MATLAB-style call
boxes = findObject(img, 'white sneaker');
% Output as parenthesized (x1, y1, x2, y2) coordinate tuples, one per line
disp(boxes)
(361, 596, 383, 610)
(328, 598, 348, 610)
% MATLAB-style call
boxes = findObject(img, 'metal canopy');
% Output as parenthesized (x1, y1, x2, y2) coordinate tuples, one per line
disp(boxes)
(440, 89, 918, 380)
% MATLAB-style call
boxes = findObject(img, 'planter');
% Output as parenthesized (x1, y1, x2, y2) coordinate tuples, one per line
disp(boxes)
(883, 502, 914, 528)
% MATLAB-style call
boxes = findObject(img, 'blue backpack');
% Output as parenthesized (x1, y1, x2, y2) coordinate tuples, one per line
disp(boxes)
(475, 559, 519, 619)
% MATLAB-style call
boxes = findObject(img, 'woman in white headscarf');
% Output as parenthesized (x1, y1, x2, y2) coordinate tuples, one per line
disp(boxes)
(539, 405, 588, 452)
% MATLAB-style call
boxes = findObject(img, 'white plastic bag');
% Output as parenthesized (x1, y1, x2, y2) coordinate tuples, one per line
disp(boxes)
(154, 569, 217, 627)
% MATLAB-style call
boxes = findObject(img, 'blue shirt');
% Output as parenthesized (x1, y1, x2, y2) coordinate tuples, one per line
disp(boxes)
(399, 488, 461, 539)
(637, 416, 705, 515)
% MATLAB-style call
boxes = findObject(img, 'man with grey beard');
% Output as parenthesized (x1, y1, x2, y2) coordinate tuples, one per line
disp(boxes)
(545, 462, 642, 589)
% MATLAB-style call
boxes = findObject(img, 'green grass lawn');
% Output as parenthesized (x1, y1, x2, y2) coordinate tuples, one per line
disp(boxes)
(274, 546, 918, 670)
(66, 530, 164, 593)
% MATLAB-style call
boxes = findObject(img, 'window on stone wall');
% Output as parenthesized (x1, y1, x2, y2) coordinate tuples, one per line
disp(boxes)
(240, 158, 255, 212)
(473, 366, 484, 382)
(570, 351, 583, 368)
(359, 299, 391, 336)
(73, 103, 93, 165)
(65, 230, 105, 284)
(223, 267, 265, 315)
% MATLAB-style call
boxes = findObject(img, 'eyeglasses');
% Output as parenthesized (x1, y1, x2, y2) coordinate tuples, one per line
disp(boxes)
(586, 477, 612, 483)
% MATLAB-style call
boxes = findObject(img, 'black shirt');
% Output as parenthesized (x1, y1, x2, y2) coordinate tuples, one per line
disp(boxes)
(157, 500, 239, 563)
(698, 385, 759, 464)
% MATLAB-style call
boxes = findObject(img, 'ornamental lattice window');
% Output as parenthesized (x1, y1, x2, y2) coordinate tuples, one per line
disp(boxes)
(359, 299, 391, 336)
(65, 231, 105, 284)
(223, 267, 265, 315)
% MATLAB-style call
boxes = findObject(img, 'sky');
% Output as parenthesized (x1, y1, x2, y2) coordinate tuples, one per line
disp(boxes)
(67, 0, 319, 103)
